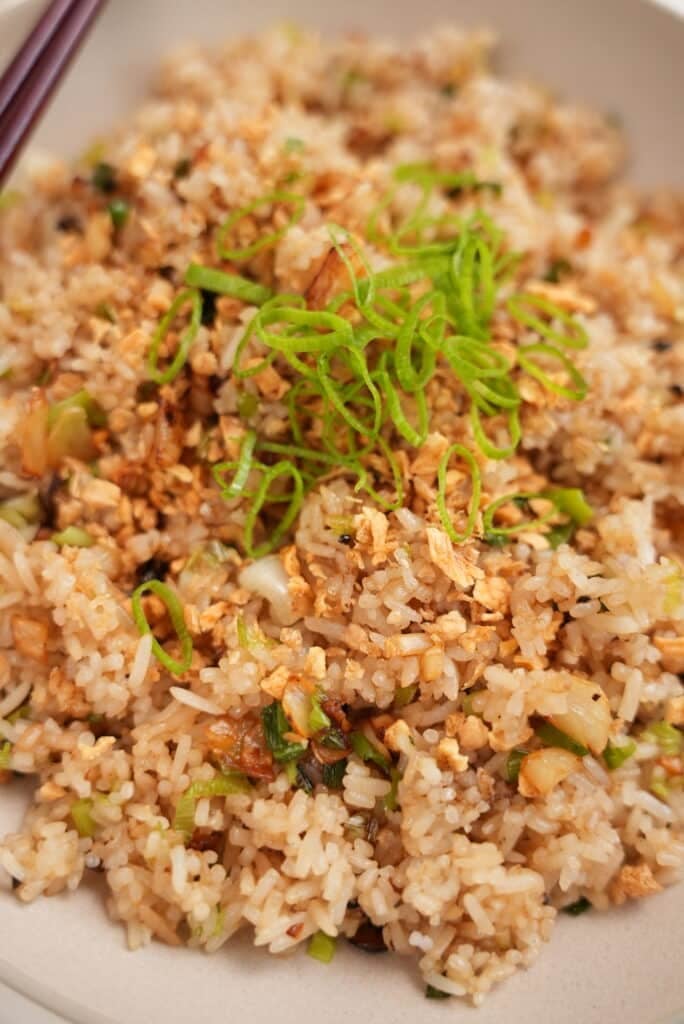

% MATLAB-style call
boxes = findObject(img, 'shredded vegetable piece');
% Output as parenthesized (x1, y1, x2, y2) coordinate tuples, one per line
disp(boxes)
(131, 579, 193, 675)
(0, 742, 11, 770)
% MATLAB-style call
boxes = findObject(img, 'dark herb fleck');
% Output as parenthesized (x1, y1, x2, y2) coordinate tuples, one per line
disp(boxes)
(158, 265, 176, 281)
(135, 557, 170, 584)
(544, 258, 572, 283)
(338, 533, 354, 546)
(92, 162, 117, 194)
(322, 759, 347, 789)
(136, 380, 159, 403)
(652, 340, 672, 353)
(439, 82, 457, 97)
(425, 984, 450, 1000)
(348, 920, 387, 953)
(562, 897, 592, 916)
(56, 214, 82, 233)
(173, 158, 192, 179)
(200, 289, 218, 327)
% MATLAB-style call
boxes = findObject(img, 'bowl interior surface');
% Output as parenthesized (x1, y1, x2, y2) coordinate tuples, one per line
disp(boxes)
(1, 2, 684, 1023)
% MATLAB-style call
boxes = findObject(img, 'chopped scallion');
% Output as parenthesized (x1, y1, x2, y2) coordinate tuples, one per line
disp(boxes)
(131, 579, 193, 675)
(536, 721, 588, 757)
(307, 931, 336, 963)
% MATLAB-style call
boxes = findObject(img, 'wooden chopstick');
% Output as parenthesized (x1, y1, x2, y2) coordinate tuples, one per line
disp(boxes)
(0, 0, 108, 187)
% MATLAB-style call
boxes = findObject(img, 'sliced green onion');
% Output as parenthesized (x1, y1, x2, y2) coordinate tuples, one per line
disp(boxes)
(650, 776, 670, 801)
(131, 579, 193, 675)
(394, 683, 418, 709)
(173, 772, 250, 838)
(52, 526, 94, 548)
(603, 739, 637, 771)
(217, 191, 305, 262)
(308, 691, 331, 734)
(0, 742, 11, 770)
(383, 766, 401, 811)
(436, 444, 482, 544)
(544, 488, 593, 527)
(107, 199, 129, 230)
(262, 701, 307, 762)
(70, 798, 96, 838)
(536, 721, 588, 757)
(503, 748, 528, 784)
(641, 721, 682, 756)
(148, 288, 202, 385)
(518, 343, 588, 402)
(350, 731, 391, 774)
(508, 292, 589, 350)
(48, 389, 107, 429)
(307, 931, 337, 963)
(242, 460, 304, 559)
(212, 430, 258, 500)
(470, 404, 521, 461)
(184, 263, 273, 306)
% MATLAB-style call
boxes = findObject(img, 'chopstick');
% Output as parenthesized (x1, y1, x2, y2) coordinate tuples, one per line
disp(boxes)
(0, 0, 108, 187)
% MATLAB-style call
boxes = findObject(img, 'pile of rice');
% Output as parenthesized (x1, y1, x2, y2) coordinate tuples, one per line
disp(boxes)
(0, 25, 683, 1005)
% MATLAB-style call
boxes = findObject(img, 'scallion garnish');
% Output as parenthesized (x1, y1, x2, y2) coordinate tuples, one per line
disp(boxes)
(437, 444, 482, 543)
(603, 739, 637, 771)
(350, 731, 391, 774)
(107, 199, 129, 230)
(0, 742, 11, 770)
(503, 748, 528, 784)
(641, 721, 682, 756)
(147, 288, 202, 385)
(131, 579, 193, 675)
(184, 263, 273, 306)
(52, 526, 94, 548)
(70, 798, 96, 838)
(536, 721, 588, 757)
(173, 773, 250, 839)
(307, 931, 337, 963)
(261, 701, 307, 762)
(562, 897, 592, 916)
(216, 191, 306, 262)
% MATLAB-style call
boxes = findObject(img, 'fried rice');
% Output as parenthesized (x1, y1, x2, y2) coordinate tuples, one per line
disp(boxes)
(0, 24, 683, 1005)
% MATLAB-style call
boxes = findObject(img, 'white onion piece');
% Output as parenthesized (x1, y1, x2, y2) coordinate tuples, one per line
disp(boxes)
(238, 555, 298, 626)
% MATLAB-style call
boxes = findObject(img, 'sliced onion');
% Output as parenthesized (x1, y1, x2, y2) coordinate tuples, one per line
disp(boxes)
(549, 675, 611, 756)
(282, 679, 315, 737)
(518, 747, 581, 798)
(238, 554, 297, 625)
